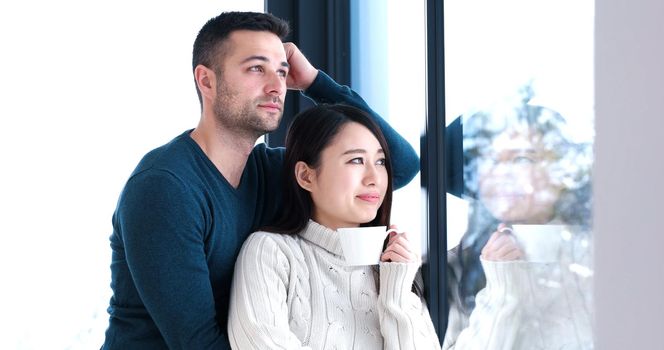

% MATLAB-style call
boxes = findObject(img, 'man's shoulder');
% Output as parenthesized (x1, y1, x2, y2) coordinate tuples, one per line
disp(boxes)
(139, 130, 195, 168)
(127, 130, 209, 180)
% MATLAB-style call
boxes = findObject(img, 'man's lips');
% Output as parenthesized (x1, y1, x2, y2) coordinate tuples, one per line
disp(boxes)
(356, 193, 381, 203)
(257, 103, 282, 112)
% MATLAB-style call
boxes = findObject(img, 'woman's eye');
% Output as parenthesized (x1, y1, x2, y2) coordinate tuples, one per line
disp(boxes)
(376, 158, 386, 166)
(349, 158, 364, 164)
(513, 156, 535, 164)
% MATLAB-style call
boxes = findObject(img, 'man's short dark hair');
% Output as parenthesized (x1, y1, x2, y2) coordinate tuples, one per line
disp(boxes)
(192, 11, 290, 105)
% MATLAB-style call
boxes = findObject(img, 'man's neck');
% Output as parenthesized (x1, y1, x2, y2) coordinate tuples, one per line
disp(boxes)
(189, 121, 257, 188)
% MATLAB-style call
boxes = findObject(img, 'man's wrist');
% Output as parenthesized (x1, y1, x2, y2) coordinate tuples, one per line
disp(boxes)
(300, 69, 319, 90)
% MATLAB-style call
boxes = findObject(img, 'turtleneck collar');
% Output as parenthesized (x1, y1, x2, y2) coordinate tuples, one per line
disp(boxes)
(298, 220, 344, 257)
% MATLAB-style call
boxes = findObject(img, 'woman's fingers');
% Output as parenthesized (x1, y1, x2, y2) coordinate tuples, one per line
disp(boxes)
(381, 232, 419, 263)
(481, 228, 523, 261)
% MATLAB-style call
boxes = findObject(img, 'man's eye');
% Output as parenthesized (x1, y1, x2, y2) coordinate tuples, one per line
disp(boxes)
(277, 69, 288, 77)
(249, 66, 264, 72)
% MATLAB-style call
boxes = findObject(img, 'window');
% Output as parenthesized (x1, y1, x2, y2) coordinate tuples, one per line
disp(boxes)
(442, 1, 595, 348)
(351, 0, 426, 261)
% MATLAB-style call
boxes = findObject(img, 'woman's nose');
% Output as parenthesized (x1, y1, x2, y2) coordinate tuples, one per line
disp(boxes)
(363, 164, 381, 186)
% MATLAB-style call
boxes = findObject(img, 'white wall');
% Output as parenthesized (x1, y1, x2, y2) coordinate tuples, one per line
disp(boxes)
(0, 2, 263, 348)
(595, 0, 664, 348)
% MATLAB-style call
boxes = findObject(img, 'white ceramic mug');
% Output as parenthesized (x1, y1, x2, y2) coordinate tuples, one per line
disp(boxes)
(337, 226, 397, 266)
(511, 224, 566, 262)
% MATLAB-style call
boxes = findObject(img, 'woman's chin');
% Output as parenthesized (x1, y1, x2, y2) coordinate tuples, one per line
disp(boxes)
(354, 212, 378, 225)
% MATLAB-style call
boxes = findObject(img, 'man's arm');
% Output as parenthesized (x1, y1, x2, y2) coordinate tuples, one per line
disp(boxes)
(284, 43, 419, 190)
(117, 170, 228, 349)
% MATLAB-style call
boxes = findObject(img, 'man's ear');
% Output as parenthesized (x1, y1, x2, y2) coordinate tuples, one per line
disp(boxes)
(294, 161, 315, 192)
(194, 64, 216, 101)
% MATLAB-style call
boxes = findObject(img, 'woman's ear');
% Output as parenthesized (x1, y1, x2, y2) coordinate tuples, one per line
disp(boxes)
(295, 161, 315, 192)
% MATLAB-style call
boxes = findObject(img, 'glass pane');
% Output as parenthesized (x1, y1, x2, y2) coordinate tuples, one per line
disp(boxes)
(351, 0, 427, 256)
(443, 1, 595, 349)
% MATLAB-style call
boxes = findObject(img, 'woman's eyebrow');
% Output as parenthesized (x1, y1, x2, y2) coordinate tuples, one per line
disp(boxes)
(341, 148, 384, 155)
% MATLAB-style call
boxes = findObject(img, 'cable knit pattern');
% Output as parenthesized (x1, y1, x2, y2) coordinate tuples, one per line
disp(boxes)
(443, 234, 593, 350)
(228, 220, 441, 349)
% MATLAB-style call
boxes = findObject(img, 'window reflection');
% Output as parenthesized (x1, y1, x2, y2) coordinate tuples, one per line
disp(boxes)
(444, 88, 593, 349)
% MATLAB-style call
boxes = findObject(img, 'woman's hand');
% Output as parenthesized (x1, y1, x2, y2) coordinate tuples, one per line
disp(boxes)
(481, 223, 524, 261)
(381, 225, 420, 264)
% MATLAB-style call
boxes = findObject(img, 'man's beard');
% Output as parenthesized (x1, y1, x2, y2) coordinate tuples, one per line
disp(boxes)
(213, 82, 283, 139)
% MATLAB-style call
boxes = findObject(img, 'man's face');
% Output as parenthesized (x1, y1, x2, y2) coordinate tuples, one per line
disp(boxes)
(212, 30, 289, 139)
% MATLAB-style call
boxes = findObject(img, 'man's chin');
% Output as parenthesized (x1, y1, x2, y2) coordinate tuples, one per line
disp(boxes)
(264, 117, 283, 132)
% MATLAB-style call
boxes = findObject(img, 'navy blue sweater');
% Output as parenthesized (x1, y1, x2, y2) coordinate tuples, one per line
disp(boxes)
(102, 71, 419, 349)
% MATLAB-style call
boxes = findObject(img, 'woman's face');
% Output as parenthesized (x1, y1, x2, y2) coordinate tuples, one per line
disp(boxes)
(477, 127, 563, 224)
(301, 122, 388, 230)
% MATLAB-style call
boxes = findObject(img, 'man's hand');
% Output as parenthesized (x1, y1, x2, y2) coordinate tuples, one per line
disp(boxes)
(481, 224, 524, 261)
(283, 42, 318, 91)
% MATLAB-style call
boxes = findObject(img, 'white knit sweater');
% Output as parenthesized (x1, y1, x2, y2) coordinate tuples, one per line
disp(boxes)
(228, 220, 441, 350)
(442, 236, 593, 350)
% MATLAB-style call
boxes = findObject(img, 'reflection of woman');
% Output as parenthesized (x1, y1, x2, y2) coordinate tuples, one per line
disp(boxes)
(228, 105, 441, 350)
(443, 97, 593, 349)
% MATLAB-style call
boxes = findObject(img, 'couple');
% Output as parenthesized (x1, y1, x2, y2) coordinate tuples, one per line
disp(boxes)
(101, 11, 440, 350)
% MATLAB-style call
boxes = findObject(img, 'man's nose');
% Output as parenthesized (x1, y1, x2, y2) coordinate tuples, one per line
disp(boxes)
(265, 71, 285, 96)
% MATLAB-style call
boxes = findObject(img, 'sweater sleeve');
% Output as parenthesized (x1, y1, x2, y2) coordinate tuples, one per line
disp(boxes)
(228, 233, 313, 350)
(302, 71, 419, 190)
(377, 262, 441, 350)
(443, 258, 532, 350)
(117, 170, 227, 349)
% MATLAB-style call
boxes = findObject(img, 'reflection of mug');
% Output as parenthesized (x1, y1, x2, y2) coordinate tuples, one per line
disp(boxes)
(511, 224, 566, 262)
(337, 226, 397, 266)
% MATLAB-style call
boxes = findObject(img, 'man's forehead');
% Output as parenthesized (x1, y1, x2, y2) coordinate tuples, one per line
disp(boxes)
(225, 30, 286, 58)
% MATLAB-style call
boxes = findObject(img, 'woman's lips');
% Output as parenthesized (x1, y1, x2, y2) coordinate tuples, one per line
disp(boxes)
(356, 193, 381, 203)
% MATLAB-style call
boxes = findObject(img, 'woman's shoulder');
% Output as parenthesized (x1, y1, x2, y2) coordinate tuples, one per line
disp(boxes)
(242, 230, 302, 255)
(245, 230, 299, 244)
(237, 231, 309, 276)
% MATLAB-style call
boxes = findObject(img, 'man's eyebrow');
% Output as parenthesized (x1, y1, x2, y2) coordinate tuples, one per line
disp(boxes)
(240, 55, 290, 68)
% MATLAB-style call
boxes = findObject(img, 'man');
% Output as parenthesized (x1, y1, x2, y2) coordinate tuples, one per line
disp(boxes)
(102, 11, 418, 349)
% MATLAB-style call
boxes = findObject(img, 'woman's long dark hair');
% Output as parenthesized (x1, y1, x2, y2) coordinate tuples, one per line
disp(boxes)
(265, 104, 394, 234)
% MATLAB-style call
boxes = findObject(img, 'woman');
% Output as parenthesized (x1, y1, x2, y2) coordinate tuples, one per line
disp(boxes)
(228, 104, 440, 349)
(443, 94, 593, 350)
